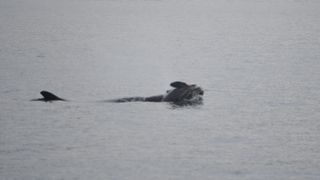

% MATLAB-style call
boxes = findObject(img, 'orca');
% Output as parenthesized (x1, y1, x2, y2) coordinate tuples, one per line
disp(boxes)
(31, 81, 204, 105)
(31, 91, 66, 102)
(110, 81, 204, 105)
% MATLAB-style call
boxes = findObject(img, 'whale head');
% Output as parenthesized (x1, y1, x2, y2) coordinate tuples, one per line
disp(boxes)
(163, 81, 204, 105)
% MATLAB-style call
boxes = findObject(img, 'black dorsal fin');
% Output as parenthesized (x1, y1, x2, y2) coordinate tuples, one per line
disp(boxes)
(40, 91, 65, 101)
(170, 81, 189, 89)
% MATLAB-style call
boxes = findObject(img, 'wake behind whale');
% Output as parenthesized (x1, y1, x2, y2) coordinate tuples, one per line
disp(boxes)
(31, 81, 204, 105)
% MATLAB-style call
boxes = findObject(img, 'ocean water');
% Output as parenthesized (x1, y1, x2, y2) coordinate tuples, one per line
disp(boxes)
(1, 0, 320, 179)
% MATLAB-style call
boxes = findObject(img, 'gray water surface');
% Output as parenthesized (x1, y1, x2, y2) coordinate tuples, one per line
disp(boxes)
(1, 0, 320, 179)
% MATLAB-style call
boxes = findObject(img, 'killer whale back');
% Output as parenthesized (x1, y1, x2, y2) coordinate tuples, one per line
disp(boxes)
(32, 81, 203, 104)
(111, 81, 203, 104)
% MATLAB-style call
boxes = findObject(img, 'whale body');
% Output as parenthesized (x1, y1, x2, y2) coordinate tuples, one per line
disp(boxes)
(110, 81, 204, 105)
(31, 81, 204, 105)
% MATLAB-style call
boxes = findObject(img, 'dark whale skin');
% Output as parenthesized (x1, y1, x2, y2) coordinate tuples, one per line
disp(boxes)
(31, 91, 66, 102)
(31, 82, 203, 105)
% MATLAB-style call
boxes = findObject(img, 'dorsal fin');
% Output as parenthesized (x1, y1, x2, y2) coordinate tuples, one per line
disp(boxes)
(40, 91, 65, 101)
(170, 81, 189, 88)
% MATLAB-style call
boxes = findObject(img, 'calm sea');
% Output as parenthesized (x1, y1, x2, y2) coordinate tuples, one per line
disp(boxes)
(1, 0, 320, 179)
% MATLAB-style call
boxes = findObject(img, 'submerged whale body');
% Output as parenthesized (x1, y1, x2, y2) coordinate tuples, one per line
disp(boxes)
(31, 91, 66, 102)
(31, 81, 204, 105)
(111, 81, 204, 105)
